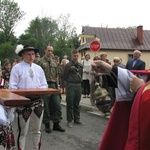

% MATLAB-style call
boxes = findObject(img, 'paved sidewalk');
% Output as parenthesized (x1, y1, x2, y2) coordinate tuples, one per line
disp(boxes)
(61, 94, 111, 118)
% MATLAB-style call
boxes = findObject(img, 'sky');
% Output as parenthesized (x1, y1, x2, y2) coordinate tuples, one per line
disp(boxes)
(13, 0, 150, 37)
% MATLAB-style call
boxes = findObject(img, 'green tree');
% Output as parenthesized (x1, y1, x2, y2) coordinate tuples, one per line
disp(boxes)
(0, 32, 5, 44)
(55, 14, 80, 59)
(0, 42, 16, 63)
(54, 34, 70, 59)
(0, 0, 25, 42)
(17, 34, 37, 47)
(19, 14, 80, 59)
(67, 33, 80, 50)
(0, 31, 18, 45)
(25, 17, 58, 55)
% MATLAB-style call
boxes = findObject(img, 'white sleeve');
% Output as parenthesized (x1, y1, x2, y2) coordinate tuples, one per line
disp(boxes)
(0, 105, 8, 125)
(39, 68, 48, 88)
(81, 60, 85, 72)
(9, 66, 19, 89)
(0, 105, 14, 125)
(115, 67, 134, 101)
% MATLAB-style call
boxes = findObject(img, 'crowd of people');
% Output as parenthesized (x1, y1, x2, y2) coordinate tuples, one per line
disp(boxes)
(0, 44, 147, 150)
(0, 44, 84, 150)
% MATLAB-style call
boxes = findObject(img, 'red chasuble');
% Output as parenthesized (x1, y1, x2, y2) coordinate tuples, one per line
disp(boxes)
(99, 71, 150, 150)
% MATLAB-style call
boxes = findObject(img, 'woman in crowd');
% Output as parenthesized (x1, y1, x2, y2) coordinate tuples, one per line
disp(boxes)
(81, 54, 92, 98)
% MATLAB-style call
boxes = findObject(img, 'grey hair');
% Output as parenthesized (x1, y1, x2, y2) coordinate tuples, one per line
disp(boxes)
(134, 50, 141, 55)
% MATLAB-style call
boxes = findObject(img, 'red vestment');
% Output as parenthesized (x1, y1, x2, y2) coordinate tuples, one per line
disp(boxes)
(99, 81, 150, 150)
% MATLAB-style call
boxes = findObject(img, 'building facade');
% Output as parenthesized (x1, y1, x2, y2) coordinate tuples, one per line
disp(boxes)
(78, 26, 150, 69)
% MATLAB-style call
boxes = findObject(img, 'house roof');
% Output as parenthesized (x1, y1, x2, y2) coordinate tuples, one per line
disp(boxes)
(78, 26, 150, 51)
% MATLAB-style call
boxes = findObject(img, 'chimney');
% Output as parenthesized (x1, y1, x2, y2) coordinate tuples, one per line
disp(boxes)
(137, 25, 143, 44)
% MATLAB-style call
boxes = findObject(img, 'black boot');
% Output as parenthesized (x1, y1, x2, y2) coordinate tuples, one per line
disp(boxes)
(45, 123, 51, 133)
(53, 122, 65, 132)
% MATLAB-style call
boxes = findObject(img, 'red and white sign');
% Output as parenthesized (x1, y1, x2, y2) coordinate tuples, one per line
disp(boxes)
(90, 41, 100, 52)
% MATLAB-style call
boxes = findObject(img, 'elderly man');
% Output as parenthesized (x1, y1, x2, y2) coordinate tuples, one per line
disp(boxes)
(9, 45, 48, 150)
(125, 49, 145, 70)
(92, 60, 150, 150)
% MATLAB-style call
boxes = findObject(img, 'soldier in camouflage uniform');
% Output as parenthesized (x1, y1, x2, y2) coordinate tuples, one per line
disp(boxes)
(40, 45, 65, 133)
(63, 49, 84, 128)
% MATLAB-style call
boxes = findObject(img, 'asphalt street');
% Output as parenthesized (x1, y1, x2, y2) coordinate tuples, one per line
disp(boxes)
(12, 105, 109, 150)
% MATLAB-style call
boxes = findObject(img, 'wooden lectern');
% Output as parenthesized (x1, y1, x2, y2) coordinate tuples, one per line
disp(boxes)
(0, 88, 59, 107)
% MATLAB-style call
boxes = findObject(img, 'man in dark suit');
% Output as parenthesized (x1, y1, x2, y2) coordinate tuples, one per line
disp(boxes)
(125, 50, 145, 70)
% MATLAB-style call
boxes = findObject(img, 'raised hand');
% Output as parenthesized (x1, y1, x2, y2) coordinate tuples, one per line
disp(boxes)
(91, 60, 112, 74)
